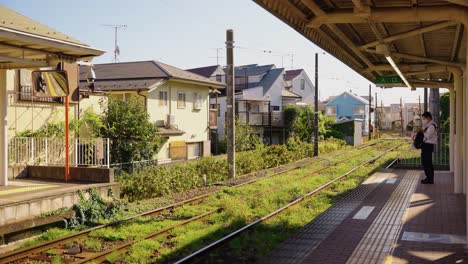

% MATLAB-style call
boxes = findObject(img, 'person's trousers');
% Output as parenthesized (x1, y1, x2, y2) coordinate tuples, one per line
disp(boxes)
(421, 143, 434, 181)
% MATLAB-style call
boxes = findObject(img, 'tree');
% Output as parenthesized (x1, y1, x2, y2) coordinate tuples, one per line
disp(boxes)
(101, 97, 161, 164)
(234, 118, 263, 151)
(439, 92, 450, 133)
(283, 105, 337, 142)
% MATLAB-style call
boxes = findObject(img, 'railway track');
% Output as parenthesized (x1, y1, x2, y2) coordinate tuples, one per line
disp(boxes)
(0, 141, 389, 264)
(173, 143, 403, 264)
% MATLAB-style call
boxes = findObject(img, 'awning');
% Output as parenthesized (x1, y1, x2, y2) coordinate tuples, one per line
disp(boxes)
(253, 0, 467, 89)
(0, 6, 104, 69)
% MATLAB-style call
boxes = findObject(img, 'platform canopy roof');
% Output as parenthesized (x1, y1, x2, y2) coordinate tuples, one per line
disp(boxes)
(0, 5, 104, 69)
(253, 0, 467, 89)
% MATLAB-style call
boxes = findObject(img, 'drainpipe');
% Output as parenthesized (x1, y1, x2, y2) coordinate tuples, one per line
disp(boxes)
(137, 90, 147, 111)
(452, 68, 463, 194)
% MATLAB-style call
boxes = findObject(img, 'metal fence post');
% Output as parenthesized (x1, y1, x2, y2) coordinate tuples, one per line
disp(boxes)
(45, 138, 48, 165)
(30, 137, 34, 164)
(106, 138, 110, 168)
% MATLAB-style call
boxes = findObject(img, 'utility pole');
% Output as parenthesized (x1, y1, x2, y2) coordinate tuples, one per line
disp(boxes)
(368, 85, 372, 141)
(424, 88, 428, 113)
(375, 92, 378, 138)
(400, 97, 404, 137)
(381, 100, 384, 131)
(102, 24, 127, 63)
(314, 53, 319, 156)
(226, 30, 235, 178)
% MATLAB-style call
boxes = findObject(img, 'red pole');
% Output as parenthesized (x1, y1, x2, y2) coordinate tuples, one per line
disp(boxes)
(65, 95, 70, 183)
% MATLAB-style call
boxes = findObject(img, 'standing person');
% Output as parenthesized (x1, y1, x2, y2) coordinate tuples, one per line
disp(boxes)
(420, 112, 438, 184)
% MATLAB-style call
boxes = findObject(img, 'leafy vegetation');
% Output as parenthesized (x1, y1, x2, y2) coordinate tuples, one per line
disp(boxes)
(102, 97, 162, 164)
(18, 141, 401, 263)
(283, 105, 338, 142)
(66, 189, 125, 228)
(118, 138, 347, 202)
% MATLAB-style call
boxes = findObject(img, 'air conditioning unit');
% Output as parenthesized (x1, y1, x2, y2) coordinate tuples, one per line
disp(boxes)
(167, 114, 176, 126)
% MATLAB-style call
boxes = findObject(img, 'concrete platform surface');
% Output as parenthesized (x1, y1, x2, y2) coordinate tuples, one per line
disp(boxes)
(262, 170, 467, 264)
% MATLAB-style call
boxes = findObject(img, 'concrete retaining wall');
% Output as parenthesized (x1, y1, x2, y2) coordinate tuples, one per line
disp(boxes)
(27, 166, 114, 183)
(0, 183, 119, 230)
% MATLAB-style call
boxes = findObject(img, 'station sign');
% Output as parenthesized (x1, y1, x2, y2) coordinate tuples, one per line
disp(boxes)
(375, 76, 403, 84)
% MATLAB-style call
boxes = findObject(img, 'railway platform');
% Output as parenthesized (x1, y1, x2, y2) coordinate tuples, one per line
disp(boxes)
(263, 169, 466, 264)
(0, 179, 119, 238)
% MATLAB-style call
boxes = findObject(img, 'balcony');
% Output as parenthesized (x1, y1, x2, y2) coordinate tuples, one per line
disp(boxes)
(236, 111, 284, 127)
(209, 109, 218, 129)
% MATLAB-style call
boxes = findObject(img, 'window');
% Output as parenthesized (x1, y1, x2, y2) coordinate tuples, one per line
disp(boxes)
(177, 92, 186, 108)
(252, 104, 260, 112)
(272, 105, 280, 111)
(193, 92, 203, 109)
(300, 79, 305, 90)
(216, 74, 222, 82)
(159, 91, 168, 106)
(353, 106, 365, 116)
(326, 106, 336, 115)
(217, 104, 220, 117)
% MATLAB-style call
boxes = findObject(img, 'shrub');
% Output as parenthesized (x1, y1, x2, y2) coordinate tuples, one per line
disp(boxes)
(101, 97, 161, 164)
(118, 138, 347, 201)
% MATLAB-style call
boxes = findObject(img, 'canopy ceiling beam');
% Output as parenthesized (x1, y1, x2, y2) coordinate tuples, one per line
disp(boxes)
(364, 48, 465, 68)
(299, 0, 381, 76)
(359, 21, 458, 50)
(307, 6, 468, 28)
(446, 0, 468, 7)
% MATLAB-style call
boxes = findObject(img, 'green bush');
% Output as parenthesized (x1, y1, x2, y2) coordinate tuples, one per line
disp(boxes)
(118, 138, 347, 202)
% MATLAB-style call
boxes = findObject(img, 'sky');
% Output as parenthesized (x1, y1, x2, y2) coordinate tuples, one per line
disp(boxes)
(2, 0, 433, 105)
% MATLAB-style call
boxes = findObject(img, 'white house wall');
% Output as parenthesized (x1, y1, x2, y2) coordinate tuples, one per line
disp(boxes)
(148, 80, 210, 162)
(290, 71, 315, 105)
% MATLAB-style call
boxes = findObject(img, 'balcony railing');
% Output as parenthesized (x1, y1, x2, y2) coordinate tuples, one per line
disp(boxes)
(18, 85, 63, 103)
(236, 111, 284, 127)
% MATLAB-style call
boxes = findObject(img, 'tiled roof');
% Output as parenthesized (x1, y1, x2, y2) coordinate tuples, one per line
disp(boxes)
(186, 65, 220, 78)
(282, 89, 302, 98)
(284, 69, 303, 81)
(79, 61, 224, 91)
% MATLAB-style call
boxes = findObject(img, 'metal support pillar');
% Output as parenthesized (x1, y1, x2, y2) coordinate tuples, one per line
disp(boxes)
(449, 87, 455, 173)
(464, 39, 468, 252)
(455, 73, 464, 193)
(0, 69, 7, 186)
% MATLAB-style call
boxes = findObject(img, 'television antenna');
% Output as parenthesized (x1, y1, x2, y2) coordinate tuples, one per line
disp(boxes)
(102, 24, 127, 62)
(209, 48, 224, 65)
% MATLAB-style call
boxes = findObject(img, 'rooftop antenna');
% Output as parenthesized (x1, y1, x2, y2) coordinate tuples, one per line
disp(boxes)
(102, 24, 127, 63)
(209, 48, 224, 65)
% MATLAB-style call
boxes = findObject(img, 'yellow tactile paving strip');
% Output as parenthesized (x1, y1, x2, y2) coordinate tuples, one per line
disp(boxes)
(0, 185, 58, 196)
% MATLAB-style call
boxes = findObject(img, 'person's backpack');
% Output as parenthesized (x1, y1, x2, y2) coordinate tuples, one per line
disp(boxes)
(413, 131, 424, 149)
(413, 123, 438, 149)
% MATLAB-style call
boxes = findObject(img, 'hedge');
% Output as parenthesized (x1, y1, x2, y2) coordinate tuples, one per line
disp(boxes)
(117, 138, 346, 202)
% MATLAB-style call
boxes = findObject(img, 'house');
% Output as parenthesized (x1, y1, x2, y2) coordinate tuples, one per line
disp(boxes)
(187, 64, 315, 146)
(204, 64, 287, 145)
(79, 61, 224, 164)
(284, 69, 315, 105)
(324, 91, 374, 134)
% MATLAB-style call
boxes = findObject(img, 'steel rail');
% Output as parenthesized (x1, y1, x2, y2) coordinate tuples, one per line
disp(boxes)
(75, 142, 389, 263)
(173, 142, 404, 264)
(0, 141, 382, 263)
